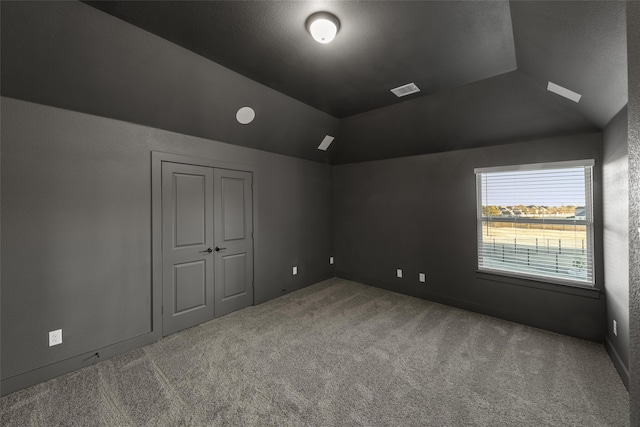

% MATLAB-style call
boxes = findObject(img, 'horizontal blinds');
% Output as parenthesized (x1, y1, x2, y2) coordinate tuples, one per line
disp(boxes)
(476, 164, 594, 285)
(479, 169, 587, 207)
(474, 159, 594, 174)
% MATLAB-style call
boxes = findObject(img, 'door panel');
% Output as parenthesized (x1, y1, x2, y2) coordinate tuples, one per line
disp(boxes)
(221, 253, 247, 299)
(162, 163, 214, 336)
(222, 178, 246, 241)
(214, 169, 254, 317)
(174, 261, 206, 313)
(174, 174, 207, 247)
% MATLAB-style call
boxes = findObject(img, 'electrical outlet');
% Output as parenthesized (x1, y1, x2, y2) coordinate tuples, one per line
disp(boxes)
(329, 256, 334, 265)
(292, 266, 298, 275)
(396, 269, 403, 278)
(613, 320, 617, 336)
(49, 329, 63, 347)
(419, 273, 426, 283)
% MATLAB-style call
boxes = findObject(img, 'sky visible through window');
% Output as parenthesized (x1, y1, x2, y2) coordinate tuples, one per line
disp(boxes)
(477, 165, 593, 284)
(480, 168, 586, 207)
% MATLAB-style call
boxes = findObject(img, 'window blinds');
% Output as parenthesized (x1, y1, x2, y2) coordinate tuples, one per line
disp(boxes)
(475, 161, 594, 286)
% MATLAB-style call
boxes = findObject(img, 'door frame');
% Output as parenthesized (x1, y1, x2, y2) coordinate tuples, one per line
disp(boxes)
(151, 151, 257, 336)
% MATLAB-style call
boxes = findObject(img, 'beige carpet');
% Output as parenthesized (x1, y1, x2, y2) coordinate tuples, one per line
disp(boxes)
(0, 278, 629, 426)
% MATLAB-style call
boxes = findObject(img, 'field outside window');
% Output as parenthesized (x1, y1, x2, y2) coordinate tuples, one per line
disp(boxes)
(476, 161, 594, 286)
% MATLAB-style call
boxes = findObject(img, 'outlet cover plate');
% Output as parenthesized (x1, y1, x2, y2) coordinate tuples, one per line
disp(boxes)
(293, 266, 298, 275)
(396, 269, 403, 278)
(419, 273, 426, 283)
(49, 329, 63, 346)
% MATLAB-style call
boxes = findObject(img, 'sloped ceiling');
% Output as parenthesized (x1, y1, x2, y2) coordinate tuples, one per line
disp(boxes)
(86, 1, 518, 118)
(510, 1, 627, 129)
(0, 1, 340, 163)
(1, 1, 629, 164)
(334, 70, 599, 164)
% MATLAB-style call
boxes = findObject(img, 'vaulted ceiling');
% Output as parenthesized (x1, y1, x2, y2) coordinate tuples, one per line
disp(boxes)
(87, 1, 519, 119)
(1, 1, 628, 164)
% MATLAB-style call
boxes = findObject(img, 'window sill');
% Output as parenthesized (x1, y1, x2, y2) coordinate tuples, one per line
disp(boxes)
(475, 270, 602, 299)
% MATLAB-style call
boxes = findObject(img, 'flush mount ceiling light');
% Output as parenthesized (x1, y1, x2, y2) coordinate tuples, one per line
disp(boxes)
(306, 12, 340, 44)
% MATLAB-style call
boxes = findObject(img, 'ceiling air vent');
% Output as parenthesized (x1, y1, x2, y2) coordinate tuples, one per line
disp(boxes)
(391, 82, 420, 98)
(317, 135, 335, 151)
(547, 81, 582, 103)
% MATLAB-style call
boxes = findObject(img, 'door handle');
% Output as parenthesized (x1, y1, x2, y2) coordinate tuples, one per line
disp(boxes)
(200, 248, 213, 254)
(215, 246, 227, 252)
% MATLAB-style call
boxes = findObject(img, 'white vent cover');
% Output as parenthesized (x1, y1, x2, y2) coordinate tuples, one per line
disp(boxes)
(547, 81, 582, 103)
(317, 135, 335, 151)
(391, 82, 420, 97)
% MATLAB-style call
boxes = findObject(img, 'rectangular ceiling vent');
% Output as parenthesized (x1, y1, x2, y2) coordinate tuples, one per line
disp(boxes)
(547, 81, 582, 103)
(391, 82, 420, 98)
(317, 135, 335, 151)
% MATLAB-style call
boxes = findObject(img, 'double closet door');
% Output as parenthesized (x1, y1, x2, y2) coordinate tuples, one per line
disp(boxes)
(161, 162, 253, 336)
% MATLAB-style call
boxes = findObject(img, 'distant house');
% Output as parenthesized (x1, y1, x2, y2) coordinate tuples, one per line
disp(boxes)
(575, 206, 586, 220)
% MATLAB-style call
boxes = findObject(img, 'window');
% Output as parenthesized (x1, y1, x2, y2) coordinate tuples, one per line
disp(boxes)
(475, 160, 595, 286)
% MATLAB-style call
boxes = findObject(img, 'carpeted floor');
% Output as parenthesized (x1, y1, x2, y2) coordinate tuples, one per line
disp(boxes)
(0, 278, 629, 426)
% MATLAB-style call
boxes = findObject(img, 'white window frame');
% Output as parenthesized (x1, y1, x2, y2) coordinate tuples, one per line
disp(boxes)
(475, 160, 595, 287)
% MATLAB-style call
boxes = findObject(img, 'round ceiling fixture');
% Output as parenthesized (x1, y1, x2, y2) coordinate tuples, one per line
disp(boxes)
(306, 12, 340, 44)
(236, 107, 255, 124)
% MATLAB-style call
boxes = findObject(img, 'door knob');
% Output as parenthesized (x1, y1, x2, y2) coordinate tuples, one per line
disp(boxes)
(200, 248, 213, 253)
(215, 246, 227, 252)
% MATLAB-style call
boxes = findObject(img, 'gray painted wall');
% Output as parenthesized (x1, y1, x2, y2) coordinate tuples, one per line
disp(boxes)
(0, 0, 633, 406)
(628, 2, 640, 424)
(0, 1, 339, 164)
(0, 0, 3, 396)
(1, 97, 333, 391)
(603, 106, 629, 386)
(333, 133, 605, 342)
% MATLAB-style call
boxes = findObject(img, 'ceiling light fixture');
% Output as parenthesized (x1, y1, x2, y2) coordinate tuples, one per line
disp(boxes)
(306, 12, 340, 44)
